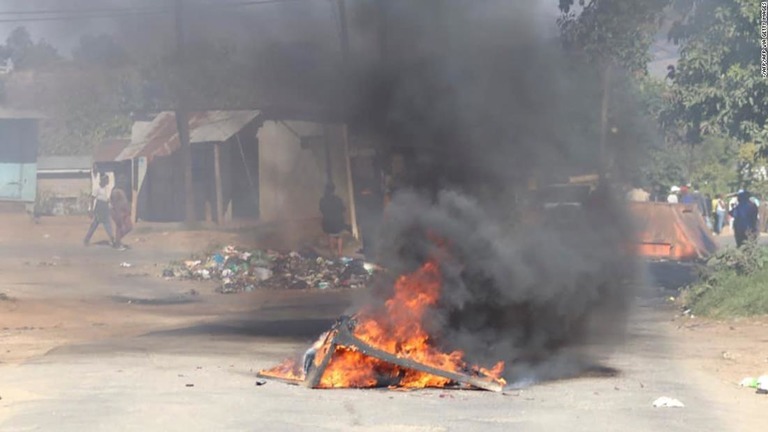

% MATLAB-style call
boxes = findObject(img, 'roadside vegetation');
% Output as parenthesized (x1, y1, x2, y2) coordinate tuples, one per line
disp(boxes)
(682, 243, 768, 317)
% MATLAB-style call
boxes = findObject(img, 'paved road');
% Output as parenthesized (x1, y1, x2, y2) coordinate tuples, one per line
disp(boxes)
(0, 284, 756, 432)
(0, 215, 764, 431)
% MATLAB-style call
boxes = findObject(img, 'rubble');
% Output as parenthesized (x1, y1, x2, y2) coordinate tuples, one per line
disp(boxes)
(163, 246, 378, 294)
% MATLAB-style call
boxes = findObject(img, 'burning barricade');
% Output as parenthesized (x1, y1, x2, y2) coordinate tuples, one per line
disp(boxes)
(259, 259, 507, 392)
(163, 246, 378, 293)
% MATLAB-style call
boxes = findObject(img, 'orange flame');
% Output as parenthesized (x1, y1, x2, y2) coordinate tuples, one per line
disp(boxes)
(261, 260, 505, 389)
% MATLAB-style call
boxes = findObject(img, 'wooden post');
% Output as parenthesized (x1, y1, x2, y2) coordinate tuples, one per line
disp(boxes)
(214, 142, 224, 224)
(342, 126, 359, 239)
(174, 0, 195, 223)
(598, 62, 612, 181)
(335, 0, 359, 240)
(131, 159, 139, 224)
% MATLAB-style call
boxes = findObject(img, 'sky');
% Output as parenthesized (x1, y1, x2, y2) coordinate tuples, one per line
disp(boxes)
(0, 0, 673, 74)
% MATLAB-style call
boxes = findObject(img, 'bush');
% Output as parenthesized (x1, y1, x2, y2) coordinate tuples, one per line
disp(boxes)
(681, 242, 768, 317)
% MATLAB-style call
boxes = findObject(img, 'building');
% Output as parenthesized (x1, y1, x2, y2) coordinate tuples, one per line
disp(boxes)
(100, 111, 355, 230)
(0, 108, 43, 204)
(36, 156, 92, 215)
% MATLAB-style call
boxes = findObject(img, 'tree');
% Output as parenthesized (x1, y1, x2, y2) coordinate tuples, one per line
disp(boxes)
(558, 0, 670, 180)
(662, 0, 768, 188)
(558, 0, 670, 73)
(0, 26, 60, 70)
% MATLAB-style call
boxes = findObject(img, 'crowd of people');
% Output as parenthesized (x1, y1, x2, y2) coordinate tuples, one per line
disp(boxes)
(626, 183, 764, 247)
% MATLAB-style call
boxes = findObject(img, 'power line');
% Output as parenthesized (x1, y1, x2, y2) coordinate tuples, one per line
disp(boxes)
(0, 0, 313, 17)
(201, 0, 316, 8)
(0, 0, 315, 23)
(0, 5, 167, 16)
(0, 9, 170, 24)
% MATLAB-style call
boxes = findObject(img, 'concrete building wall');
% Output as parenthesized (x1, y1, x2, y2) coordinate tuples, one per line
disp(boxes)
(258, 121, 351, 224)
(37, 177, 91, 198)
(36, 176, 91, 215)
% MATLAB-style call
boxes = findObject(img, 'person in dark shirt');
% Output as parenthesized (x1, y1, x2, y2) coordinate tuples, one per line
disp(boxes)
(319, 183, 346, 257)
(730, 190, 759, 247)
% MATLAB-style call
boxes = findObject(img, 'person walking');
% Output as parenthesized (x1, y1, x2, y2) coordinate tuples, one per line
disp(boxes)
(110, 178, 133, 251)
(84, 174, 116, 247)
(730, 190, 759, 247)
(319, 183, 347, 258)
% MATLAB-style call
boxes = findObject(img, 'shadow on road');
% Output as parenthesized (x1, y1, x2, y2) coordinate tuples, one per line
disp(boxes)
(141, 318, 335, 339)
(645, 260, 698, 291)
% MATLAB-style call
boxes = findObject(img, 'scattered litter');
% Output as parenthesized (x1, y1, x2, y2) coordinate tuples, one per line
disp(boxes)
(185, 384, 194, 388)
(743, 376, 768, 391)
(120, 262, 133, 268)
(740, 377, 759, 388)
(652, 397, 685, 408)
(163, 246, 380, 294)
(255, 380, 267, 386)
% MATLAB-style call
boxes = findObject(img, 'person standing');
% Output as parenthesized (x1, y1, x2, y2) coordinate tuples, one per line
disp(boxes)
(84, 174, 116, 247)
(679, 185, 694, 204)
(319, 183, 346, 258)
(110, 178, 133, 251)
(713, 195, 726, 235)
(626, 184, 650, 202)
(730, 191, 759, 247)
(667, 186, 680, 203)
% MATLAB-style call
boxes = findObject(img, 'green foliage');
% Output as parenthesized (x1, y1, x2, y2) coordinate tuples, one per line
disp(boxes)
(37, 68, 140, 156)
(558, 0, 670, 72)
(663, 0, 767, 147)
(0, 27, 61, 70)
(703, 241, 768, 275)
(634, 63, 739, 194)
(683, 243, 768, 317)
(643, 135, 739, 195)
(557, 1, 670, 184)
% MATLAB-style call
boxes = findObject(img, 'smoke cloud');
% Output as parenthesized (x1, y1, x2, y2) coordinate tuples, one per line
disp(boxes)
(349, 0, 643, 384)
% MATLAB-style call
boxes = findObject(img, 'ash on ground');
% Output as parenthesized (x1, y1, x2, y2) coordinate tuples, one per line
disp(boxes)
(163, 246, 378, 294)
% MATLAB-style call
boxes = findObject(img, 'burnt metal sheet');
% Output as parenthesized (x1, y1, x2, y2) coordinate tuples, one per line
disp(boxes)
(629, 202, 718, 261)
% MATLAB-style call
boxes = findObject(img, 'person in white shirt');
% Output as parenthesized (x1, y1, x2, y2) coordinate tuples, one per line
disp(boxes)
(667, 186, 680, 203)
(84, 174, 116, 247)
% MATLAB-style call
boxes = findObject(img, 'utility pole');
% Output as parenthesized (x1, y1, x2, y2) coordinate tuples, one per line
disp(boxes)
(336, 0, 359, 239)
(598, 62, 612, 182)
(375, 0, 388, 62)
(175, 0, 195, 223)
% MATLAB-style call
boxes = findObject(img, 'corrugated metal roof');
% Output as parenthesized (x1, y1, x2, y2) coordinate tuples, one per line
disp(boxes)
(37, 156, 93, 171)
(116, 110, 260, 161)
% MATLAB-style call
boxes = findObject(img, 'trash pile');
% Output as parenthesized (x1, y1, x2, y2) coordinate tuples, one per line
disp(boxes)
(162, 246, 378, 294)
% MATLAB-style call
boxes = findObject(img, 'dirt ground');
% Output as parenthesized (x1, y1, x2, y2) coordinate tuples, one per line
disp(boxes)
(1, 214, 766, 431)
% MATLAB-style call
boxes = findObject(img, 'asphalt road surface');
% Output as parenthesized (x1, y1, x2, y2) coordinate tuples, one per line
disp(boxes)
(0, 215, 765, 431)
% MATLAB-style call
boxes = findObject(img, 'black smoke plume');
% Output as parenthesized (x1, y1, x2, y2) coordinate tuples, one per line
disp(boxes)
(348, 0, 643, 384)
